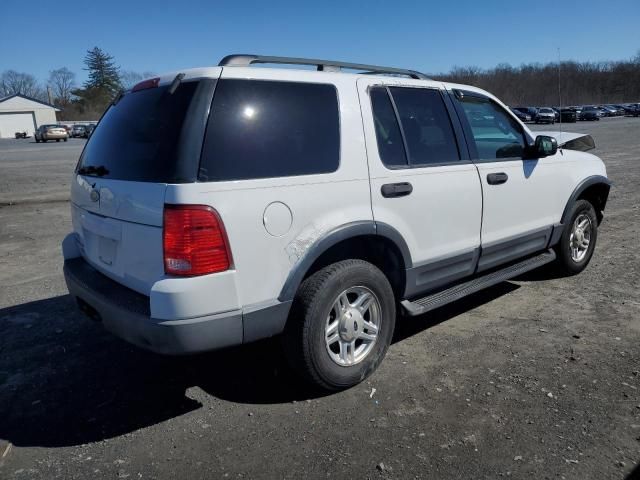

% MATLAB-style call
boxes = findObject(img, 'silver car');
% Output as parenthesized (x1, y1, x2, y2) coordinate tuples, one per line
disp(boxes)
(535, 108, 556, 124)
(34, 125, 68, 143)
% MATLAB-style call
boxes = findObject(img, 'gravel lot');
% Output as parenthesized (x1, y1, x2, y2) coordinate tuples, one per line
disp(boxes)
(1, 119, 639, 479)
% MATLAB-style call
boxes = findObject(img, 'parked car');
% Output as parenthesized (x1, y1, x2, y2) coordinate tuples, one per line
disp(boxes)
(84, 124, 96, 138)
(535, 107, 556, 124)
(510, 107, 531, 122)
(62, 54, 611, 391)
(551, 108, 560, 122)
(597, 106, 614, 117)
(560, 109, 577, 123)
(60, 124, 73, 136)
(626, 104, 640, 117)
(603, 105, 622, 116)
(35, 124, 68, 142)
(71, 124, 87, 138)
(581, 106, 602, 121)
(569, 106, 583, 119)
(514, 106, 538, 122)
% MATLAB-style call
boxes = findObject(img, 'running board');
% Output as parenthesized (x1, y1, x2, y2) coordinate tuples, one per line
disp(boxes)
(401, 249, 556, 316)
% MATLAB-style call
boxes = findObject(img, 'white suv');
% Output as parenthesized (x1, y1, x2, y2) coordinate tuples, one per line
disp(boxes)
(63, 54, 611, 390)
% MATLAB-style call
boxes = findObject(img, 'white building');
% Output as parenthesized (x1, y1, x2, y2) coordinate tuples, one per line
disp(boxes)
(0, 94, 60, 138)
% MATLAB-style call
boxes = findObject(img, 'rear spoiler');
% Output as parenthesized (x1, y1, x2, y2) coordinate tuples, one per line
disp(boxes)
(535, 131, 595, 152)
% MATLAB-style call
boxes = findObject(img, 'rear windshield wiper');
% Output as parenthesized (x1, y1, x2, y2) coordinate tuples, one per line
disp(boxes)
(78, 165, 109, 177)
(167, 73, 185, 95)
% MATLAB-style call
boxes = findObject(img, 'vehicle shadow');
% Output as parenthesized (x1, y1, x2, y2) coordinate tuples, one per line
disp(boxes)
(625, 464, 640, 480)
(0, 281, 520, 448)
(522, 159, 538, 179)
(393, 281, 519, 343)
(513, 261, 567, 281)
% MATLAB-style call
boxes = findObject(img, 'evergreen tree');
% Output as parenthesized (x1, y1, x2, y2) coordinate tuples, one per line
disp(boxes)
(83, 47, 121, 95)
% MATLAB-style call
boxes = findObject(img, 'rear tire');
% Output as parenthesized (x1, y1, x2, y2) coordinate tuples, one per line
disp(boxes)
(56, 139, 60, 142)
(283, 259, 396, 391)
(555, 199, 598, 275)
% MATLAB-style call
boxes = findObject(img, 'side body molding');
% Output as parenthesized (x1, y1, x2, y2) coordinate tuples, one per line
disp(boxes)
(277, 221, 412, 302)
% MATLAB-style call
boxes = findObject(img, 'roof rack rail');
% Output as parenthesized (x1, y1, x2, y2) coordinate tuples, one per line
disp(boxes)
(219, 54, 430, 80)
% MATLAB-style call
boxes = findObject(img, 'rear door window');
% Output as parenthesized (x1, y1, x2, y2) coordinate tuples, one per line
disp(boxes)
(77, 80, 206, 183)
(370, 87, 407, 168)
(389, 87, 461, 166)
(199, 79, 340, 181)
(369, 86, 461, 168)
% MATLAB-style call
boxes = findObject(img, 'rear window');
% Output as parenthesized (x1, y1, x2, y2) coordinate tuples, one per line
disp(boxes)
(199, 79, 340, 181)
(77, 81, 202, 183)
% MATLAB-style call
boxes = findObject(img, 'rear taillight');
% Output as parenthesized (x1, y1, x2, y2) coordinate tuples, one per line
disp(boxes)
(163, 205, 232, 276)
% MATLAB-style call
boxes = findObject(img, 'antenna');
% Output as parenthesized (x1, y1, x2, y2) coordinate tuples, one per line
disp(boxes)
(557, 47, 562, 141)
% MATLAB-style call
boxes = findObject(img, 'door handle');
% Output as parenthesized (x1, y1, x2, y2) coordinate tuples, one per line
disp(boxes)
(381, 182, 413, 198)
(487, 172, 508, 185)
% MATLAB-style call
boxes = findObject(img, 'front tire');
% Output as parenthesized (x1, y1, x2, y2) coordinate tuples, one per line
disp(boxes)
(555, 199, 598, 275)
(284, 259, 396, 391)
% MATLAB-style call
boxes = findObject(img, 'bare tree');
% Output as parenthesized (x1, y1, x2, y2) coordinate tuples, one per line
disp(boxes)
(120, 70, 157, 89)
(47, 67, 76, 106)
(433, 55, 640, 105)
(0, 70, 45, 99)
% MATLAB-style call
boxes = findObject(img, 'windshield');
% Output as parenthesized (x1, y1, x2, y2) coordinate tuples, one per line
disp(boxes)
(77, 81, 204, 183)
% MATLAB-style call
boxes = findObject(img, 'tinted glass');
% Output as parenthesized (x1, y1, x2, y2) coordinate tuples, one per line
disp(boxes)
(389, 87, 460, 166)
(370, 87, 407, 167)
(200, 79, 339, 181)
(459, 96, 526, 159)
(77, 81, 200, 182)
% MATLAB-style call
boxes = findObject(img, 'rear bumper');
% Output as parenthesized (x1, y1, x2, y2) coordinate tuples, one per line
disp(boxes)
(64, 257, 244, 354)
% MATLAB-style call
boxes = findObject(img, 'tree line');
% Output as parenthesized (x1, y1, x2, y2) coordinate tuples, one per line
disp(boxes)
(0, 47, 154, 120)
(1, 49, 639, 120)
(433, 52, 640, 107)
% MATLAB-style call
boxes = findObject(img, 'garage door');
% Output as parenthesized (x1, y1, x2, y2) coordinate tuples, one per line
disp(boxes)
(0, 112, 36, 138)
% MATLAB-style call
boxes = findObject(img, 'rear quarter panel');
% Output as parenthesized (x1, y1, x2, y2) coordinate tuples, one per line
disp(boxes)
(165, 69, 372, 309)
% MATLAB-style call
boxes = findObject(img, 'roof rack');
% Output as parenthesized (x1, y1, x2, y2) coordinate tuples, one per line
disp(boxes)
(218, 54, 430, 80)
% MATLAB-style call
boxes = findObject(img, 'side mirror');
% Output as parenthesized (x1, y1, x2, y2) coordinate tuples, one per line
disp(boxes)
(528, 135, 558, 158)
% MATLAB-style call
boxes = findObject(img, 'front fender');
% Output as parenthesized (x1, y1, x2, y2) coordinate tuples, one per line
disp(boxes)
(560, 175, 611, 225)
